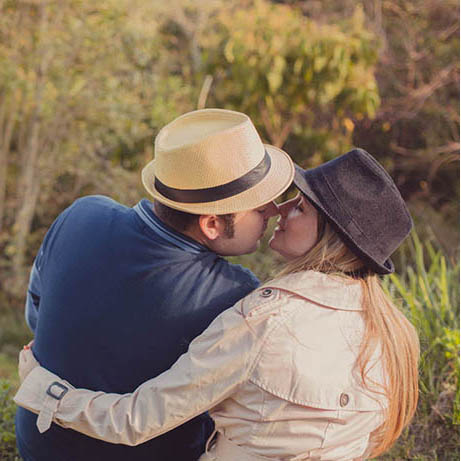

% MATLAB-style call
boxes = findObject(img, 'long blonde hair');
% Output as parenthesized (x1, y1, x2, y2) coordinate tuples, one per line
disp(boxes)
(278, 213, 420, 458)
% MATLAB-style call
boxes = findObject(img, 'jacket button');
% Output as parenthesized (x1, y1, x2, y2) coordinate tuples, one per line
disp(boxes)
(260, 288, 273, 298)
(340, 393, 350, 407)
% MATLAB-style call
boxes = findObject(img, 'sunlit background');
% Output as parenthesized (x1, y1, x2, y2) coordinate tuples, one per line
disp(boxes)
(0, 1, 459, 459)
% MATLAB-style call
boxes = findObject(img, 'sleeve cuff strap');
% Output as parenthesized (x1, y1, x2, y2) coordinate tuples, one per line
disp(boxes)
(14, 367, 74, 433)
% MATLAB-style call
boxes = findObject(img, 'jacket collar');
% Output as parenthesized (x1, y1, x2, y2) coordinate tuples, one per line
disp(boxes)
(263, 270, 364, 311)
(134, 200, 206, 254)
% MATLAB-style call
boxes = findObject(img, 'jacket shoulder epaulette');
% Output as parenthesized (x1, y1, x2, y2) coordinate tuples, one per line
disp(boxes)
(239, 286, 283, 319)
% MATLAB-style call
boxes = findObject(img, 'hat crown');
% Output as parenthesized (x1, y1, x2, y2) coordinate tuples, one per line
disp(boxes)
(323, 151, 410, 257)
(154, 109, 265, 189)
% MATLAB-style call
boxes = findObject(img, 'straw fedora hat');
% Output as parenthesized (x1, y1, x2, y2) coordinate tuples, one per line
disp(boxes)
(142, 109, 294, 214)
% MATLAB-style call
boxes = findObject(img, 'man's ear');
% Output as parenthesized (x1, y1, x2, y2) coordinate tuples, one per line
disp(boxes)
(198, 215, 223, 240)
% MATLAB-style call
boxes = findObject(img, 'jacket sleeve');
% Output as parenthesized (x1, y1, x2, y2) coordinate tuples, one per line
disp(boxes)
(25, 261, 41, 333)
(14, 300, 266, 446)
(24, 205, 74, 333)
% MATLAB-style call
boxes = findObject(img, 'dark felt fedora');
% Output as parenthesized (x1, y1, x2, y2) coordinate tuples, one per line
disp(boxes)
(293, 148, 413, 274)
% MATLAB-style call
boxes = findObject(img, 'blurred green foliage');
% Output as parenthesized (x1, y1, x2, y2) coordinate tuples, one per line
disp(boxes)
(388, 233, 459, 407)
(0, 380, 20, 460)
(204, 1, 379, 159)
(379, 234, 460, 459)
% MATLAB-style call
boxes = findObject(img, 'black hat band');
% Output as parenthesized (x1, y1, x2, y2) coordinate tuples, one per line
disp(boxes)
(155, 150, 272, 204)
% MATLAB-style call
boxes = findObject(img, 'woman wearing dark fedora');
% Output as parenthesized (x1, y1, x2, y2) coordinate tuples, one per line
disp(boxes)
(15, 148, 420, 460)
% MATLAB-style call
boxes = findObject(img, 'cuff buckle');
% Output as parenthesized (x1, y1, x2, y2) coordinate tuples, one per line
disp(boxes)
(46, 381, 68, 400)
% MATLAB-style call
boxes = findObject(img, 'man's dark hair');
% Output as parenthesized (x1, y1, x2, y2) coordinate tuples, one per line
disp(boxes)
(154, 201, 235, 238)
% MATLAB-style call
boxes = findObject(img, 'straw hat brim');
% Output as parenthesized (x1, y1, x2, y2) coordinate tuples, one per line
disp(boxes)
(142, 144, 294, 214)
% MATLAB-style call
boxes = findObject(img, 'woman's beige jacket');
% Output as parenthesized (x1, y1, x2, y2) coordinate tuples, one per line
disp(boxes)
(15, 270, 387, 461)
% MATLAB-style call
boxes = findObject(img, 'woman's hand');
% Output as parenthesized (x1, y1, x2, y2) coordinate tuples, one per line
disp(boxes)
(19, 341, 39, 383)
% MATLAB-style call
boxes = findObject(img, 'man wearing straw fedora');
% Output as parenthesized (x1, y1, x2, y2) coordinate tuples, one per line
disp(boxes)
(16, 109, 294, 461)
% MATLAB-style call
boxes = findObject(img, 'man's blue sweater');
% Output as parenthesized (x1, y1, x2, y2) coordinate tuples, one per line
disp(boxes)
(16, 196, 259, 461)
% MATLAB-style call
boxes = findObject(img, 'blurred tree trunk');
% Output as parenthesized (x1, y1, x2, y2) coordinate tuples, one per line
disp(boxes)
(0, 94, 21, 232)
(11, 104, 42, 287)
(11, 4, 50, 291)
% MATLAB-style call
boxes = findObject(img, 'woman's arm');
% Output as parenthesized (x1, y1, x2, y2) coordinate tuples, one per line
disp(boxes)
(14, 300, 268, 446)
